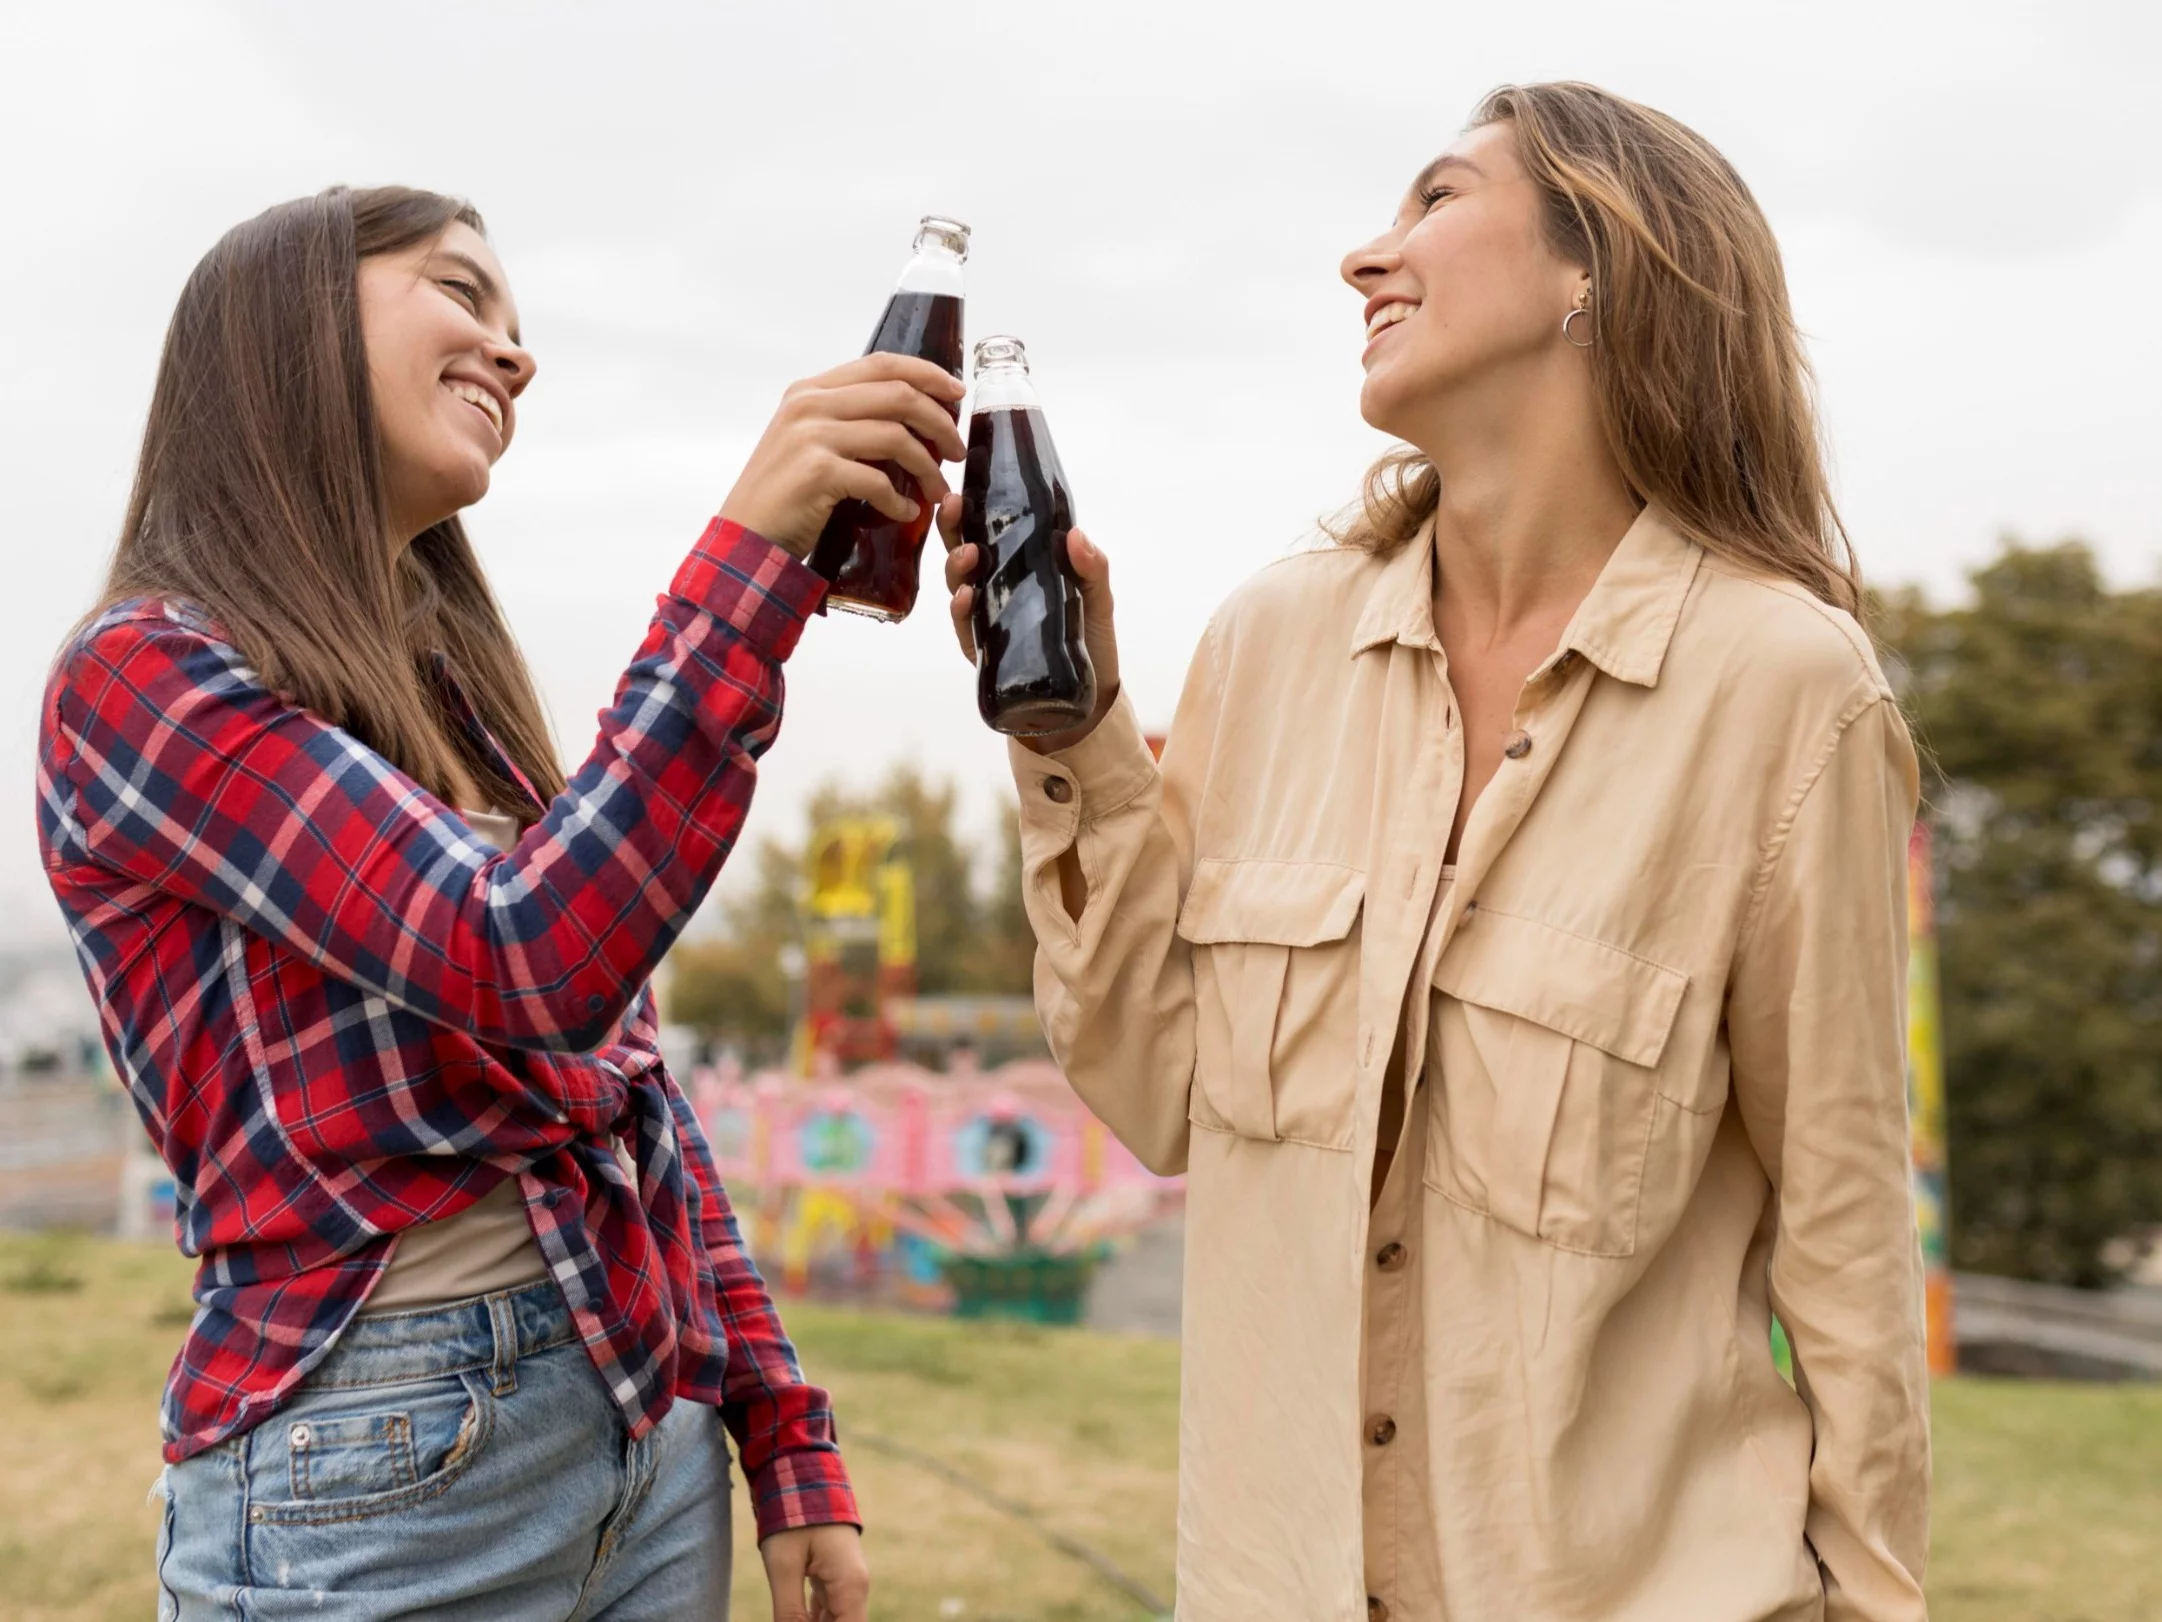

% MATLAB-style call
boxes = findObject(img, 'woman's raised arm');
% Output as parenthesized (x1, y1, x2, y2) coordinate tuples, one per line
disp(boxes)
(46, 519, 815, 1055)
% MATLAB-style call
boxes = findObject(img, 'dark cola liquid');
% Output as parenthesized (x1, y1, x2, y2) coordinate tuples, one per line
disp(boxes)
(807, 291, 965, 620)
(963, 406, 1096, 735)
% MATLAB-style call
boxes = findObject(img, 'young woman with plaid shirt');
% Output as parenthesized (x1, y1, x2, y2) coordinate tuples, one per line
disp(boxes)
(39, 186, 961, 1621)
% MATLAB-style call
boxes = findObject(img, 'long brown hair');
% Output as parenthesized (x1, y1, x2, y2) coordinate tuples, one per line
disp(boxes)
(1334, 82, 1862, 616)
(99, 185, 565, 812)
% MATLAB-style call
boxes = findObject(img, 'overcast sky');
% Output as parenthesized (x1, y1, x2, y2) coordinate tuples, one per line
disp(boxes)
(3, 0, 2156, 953)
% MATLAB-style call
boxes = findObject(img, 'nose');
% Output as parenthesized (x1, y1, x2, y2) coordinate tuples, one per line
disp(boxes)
(488, 334, 537, 397)
(1341, 235, 1402, 295)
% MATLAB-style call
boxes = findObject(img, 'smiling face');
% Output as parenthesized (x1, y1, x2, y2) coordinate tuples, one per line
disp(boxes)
(356, 221, 535, 543)
(1342, 121, 1589, 441)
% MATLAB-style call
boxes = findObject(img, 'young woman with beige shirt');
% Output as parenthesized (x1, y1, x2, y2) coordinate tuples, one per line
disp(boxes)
(939, 82, 1930, 1622)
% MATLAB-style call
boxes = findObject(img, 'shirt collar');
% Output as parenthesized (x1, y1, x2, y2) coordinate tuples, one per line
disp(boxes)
(1554, 503, 1703, 687)
(1348, 517, 1444, 656)
(1348, 501, 1702, 688)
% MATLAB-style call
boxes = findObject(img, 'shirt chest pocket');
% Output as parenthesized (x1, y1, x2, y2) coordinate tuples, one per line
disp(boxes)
(1175, 858, 1366, 1150)
(1426, 910, 1689, 1257)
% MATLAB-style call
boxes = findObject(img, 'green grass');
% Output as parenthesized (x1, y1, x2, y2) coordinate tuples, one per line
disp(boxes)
(1929, 1377, 2162, 1621)
(0, 1232, 2156, 1621)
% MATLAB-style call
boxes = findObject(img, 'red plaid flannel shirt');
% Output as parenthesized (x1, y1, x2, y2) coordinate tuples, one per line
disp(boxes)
(36, 519, 857, 1538)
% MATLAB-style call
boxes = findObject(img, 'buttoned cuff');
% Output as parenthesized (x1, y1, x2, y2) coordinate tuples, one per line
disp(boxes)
(1007, 688, 1158, 834)
(749, 1446, 862, 1542)
(667, 518, 829, 663)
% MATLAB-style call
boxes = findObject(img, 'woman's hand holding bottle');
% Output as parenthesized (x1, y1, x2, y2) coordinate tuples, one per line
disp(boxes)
(938, 493, 1122, 754)
(719, 353, 966, 560)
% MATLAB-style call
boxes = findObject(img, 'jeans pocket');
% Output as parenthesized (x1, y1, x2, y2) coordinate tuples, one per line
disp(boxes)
(250, 1369, 494, 1526)
(152, 1468, 178, 1621)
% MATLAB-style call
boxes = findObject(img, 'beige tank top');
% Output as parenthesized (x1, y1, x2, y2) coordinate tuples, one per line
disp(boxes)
(367, 809, 552, 1312)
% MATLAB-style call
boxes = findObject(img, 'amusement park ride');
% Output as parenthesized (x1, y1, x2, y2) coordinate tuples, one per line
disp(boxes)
(700, 815, 1182, 1321)
(792, 817, 919, 1070)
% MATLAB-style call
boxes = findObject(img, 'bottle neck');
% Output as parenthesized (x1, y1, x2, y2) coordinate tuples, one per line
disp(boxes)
(971, 363, 1038, 413)
(896, 252, 963, 296)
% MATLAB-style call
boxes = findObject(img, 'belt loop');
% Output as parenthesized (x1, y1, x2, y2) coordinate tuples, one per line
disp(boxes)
(486, 1292, 520, 1397)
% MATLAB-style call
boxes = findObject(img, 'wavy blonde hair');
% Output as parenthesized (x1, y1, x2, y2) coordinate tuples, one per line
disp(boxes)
(1332, 82, 1861, 615)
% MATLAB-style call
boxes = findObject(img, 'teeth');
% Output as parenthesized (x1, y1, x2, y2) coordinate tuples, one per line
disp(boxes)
(446, 380, 503, 432)
(1365, 302, 1418, 340)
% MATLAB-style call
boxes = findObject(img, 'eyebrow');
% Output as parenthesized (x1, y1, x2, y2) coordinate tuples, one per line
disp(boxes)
(1409, 153, 1485, 196)
(435, 249, 519, 345)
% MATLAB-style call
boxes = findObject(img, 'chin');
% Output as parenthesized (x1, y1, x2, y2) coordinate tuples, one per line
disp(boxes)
(431, 458, 492, 518)
(1358, 372, 1413, 438)
(1361, 349, 1475, 441)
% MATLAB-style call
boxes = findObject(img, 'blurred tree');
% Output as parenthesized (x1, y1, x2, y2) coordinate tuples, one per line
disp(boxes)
(971, 813, 1039, 996)
(663, 768, 1036, 1055)
(1880, 539, 2162, 1286)
(663, 936, 789, 1056)
(662, 836, 799, 1061)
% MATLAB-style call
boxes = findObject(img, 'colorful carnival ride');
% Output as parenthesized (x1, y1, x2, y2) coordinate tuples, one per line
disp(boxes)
(795, 817, 917, 1069)
(709, 811, 1182, 1320)
(692, 1055, 1178, 1320)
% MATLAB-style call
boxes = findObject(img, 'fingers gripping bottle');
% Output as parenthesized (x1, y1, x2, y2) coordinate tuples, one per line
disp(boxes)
(807, 215, 970, 620)
(961, 336, 1096, 736)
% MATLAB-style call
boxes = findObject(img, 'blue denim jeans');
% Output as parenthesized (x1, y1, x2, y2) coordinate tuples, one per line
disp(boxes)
(154, 1280, 731, 1620)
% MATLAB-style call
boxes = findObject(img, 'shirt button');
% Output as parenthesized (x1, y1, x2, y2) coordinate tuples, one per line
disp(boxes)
(1369, 1597, 1391, 1622)
(1503, 730, 1533, 760)
(1375, 1241, 1408, 1272)
(1042, 777, 1074, 804)
(1367, 1413, 1398, 1447)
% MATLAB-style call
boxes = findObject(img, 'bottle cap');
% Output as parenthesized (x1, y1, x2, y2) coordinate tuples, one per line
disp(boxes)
(972, 334, 1029, 373)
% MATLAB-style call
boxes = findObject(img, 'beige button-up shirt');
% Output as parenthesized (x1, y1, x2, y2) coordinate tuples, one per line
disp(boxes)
(1009, 505, 1929, 1622)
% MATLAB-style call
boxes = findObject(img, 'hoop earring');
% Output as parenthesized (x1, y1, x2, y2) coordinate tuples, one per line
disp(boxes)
(1562, 307, 1595, 349)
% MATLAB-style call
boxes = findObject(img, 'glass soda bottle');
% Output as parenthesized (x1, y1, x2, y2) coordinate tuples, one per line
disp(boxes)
(806, 215, 970, 621)
(961, 335, 1096, 736)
